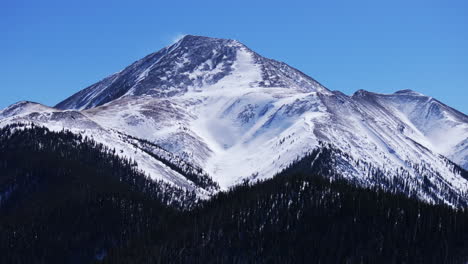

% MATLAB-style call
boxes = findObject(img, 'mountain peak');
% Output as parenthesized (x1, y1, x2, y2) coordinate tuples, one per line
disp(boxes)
(176, 34, 240, 45)
(55, 36, 328, 110)
(352, 89, 427, 98)
(166, 35, 246, 56)
(351, 89, 373, 98)
(0, 101, 53, 119)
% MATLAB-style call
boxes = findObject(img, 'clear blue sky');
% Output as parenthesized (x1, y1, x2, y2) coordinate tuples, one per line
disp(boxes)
(1, 0, 467, 113)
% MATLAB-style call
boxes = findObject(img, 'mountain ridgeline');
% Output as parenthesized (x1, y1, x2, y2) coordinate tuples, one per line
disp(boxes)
(1, 35, 468, 263)
(0, 125, 468, 263)
(1, 35, 466, 207)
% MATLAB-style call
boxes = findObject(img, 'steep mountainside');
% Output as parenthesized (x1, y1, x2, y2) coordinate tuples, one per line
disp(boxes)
(1, 35, 467, 206)
(352, 89, 468, 169)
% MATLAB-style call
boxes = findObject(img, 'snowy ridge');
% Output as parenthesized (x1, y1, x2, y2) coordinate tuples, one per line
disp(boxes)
(0, 102, 215, 198)
(2, 35, 467, 206)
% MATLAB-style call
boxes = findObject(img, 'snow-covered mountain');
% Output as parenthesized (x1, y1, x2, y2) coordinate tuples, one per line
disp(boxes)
(56, 35, 327, 110)
(1, 35, 467, 206)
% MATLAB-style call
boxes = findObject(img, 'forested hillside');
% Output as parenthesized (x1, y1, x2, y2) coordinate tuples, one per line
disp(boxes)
(1, 124, 468, 263)
(104, 151, 468, 264)
(0, 124, 194, 263)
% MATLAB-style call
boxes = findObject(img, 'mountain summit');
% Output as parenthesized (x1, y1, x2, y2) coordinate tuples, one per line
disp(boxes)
(56, 35, 328, 110)
(1, 35, 467, 206)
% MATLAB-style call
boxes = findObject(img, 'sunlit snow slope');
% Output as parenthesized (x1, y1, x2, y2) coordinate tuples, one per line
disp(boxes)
(1, 35, 467, 206)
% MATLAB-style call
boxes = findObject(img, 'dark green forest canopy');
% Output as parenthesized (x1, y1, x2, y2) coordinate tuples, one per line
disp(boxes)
(1, 124, 468, 264)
